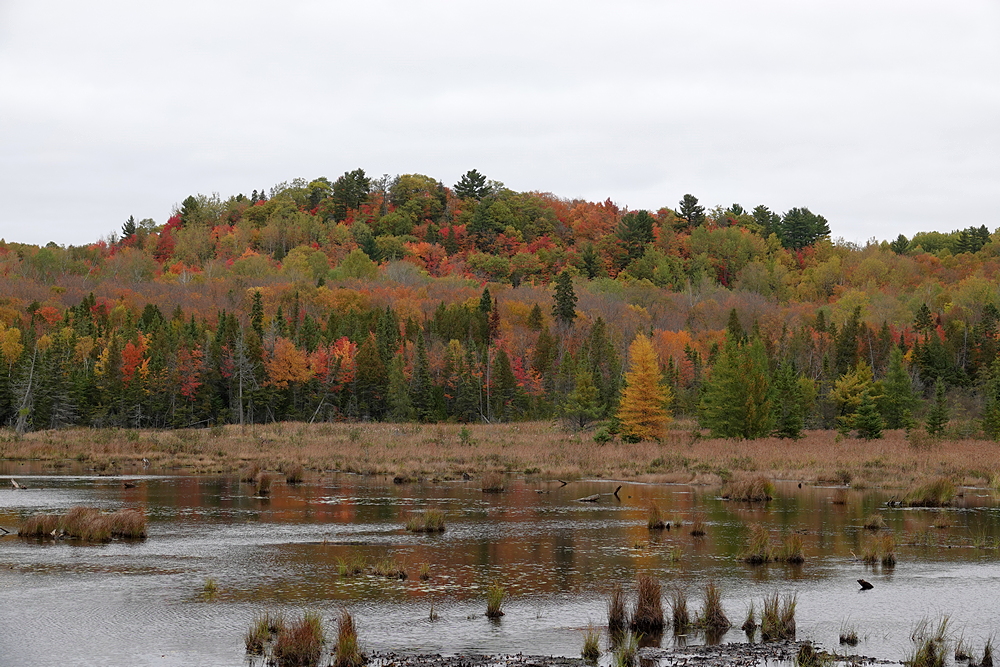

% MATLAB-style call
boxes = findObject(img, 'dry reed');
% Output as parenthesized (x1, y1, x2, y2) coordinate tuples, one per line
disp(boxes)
(694, 582, 731, 632)
(630, 574, 664, 634)
(740, 523, 773, 564)
(761, 592, 796, 641)
(670, 587, 690, 633)
(405, 509, 446, 533)
(18, 506, 147, 541)
(721, 475, 775, 502)
(333, 609, 364, 667)
(284, 464, 305, 485)
(689, 514, 706, 537)
(741, 602, 757, 634)
(905, 477, 956, 507)
(864, 513, 886, 530)
(647, 503, 666, 530)
(480, 472, 505, 493)
(273, 611, 325, 667)
(777, 533, 805, 564)
(607, 584, 628, 634)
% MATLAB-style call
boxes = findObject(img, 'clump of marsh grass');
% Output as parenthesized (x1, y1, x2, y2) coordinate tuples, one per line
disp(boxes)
(982, 635, 995, 667)
(796, 642, 832, 667)
(862, 532, 897, 567)
(839, 621, 859, 646)
(931, 514, 953, 529)
(202, 578, 218, 598)
(955, 635, 972, 661)
(777, 533, 805, 564)
(405, 509, 446, 533)
(255, 473, 272, 497)
(273, 611, 325, 667)
(908, 617, 949, 667)
(284, 464, 305, 485)
(905, 477, 956, 507)
(630, 574, 664, 634)
(18, 506, 147, 542)
(480, 472, 505, 493)
(245, 612, 285, 655)
(241, 463, 262, 483)
(607, 584, 629, 634)
(612, 631, 639, 667)
(832, 488, 848, 505)
(864, 513, 886, 530)
(721, 475, 775, 502)
(760, 592, 796, 641)
(741, 602, 757, 635)
(369, 558, 407, 580)
(581, 624, 601, 661)
(740, 523, 774, 564)
(689, 515, 706, 537)
(693, 582, 731, 633)
(417, 562, 430, 580)
(670, 586, 690, 633)
(485, 580, 506, 618)
(647, 503, 666, 530)
(333, 609, 364, 667)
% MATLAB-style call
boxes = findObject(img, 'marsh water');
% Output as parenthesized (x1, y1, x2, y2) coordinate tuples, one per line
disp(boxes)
(1, 461, 999, 667)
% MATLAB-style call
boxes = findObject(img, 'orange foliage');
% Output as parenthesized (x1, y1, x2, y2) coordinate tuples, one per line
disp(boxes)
(265, 337, 312, 388)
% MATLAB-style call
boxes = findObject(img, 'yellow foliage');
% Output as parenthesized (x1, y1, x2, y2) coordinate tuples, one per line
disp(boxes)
(1, 326, 24, 365)
(35, 334, 53, 352)
(616, 333, 672, 441)
(265, 337, 313, 388)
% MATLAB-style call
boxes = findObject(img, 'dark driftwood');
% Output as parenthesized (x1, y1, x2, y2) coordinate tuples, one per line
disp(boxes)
(857, 579, 873, 590)
(577, 485, 624, 503)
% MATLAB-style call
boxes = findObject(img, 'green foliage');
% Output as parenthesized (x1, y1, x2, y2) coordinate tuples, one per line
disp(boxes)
(878, 346, 917, 429)
(700, 337, 773, 439)
(925, 379, 949, 436)
(771, 362, 805, 439)
(552, 270, 577, 326)
(853, 390, 883, 440)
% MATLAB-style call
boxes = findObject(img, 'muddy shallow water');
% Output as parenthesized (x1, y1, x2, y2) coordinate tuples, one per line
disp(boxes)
(1, 461, 998, 667)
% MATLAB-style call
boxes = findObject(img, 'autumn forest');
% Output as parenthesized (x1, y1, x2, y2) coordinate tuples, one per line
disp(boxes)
(2, 168, 999, 443)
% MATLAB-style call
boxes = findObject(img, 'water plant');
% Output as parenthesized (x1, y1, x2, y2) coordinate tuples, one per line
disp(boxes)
(864, 513, 886, 530)
(694, 582, 731, 632)
(607, 584, 628, 633)
(955, 635, 971, 661)
(741, 602, 757, 635)
(255, 473, 272, 496)
(581, 624, 601, 661)
(333, 609, 364, 667)
(670, 586, 690, 633)
(861, 532, 896, 567)
(18, 506, 147, 542)
(647, 503, 666, 530)
(405, 509, 446, 533)
(273, 611, 325, 667)
(417, 562, 430, 580)
(481, 472, 505, 493)
(284, 464, 305, 485)
(485, 580, 506, 618)
(202, 578, 218, 598)
(796, 642, 832, 667)
(908, 617, 949, 667)
(983, 635, 995, 667)
(777, 533, 805, 564)
(241, 463, 261, 483)
(905, 477, 956, 507)
(760, 592, 796, 641)
(721, 475, 775, 502)
(370, 558, 406, 579)
(740, 523, 773, 564)
(244, 614, 272, 654)
(630, 574, 664, 634)
(839, 620, 859, 646)
(689, 515, 706, 537)
(612, 631, 639, 667)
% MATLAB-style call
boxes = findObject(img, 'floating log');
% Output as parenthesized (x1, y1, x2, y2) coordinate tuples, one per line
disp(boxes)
(9, 478, 25, 490)
(577, 494, 601, 502)
(858, 579, 873, 590)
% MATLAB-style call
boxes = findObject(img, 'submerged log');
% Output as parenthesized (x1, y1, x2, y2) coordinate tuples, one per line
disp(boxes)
(857, 579, 873, 590)
(577, 494, 600, 502)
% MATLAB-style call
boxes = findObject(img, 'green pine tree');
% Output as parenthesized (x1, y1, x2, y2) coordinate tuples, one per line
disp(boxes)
(771, 362, 804, 439)
(699, 337, 773, 439)
(561, 369, 602, 431)
(552, 270, 577, 326)
(981, 358, 1000, 440)
(925, 379, 949, 437)
(878, 346, 917, 429)
(853, 390, 884, 440)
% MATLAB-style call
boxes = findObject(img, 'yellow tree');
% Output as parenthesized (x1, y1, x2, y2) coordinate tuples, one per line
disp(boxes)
(616, 333, 672, 441)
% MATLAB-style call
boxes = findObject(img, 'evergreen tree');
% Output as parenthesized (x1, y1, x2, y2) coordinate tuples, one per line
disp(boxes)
(699, 337, 773, 439)
(981, 357, 1000, 440)
(527, 303, 544, 331)
(330, 168, 371, 222)
(561, 368, 603, 431)
(726, 308, 745, 344)
(489, 347, 523, 421)
(121, 215, 137, 241)
(386, 350, 415, 421)
(353, 334, 387, 420)
(580, 242, 604, 278)
(925, 379, 949, 436)
(771, 362, 804, 439)
(853, 390, 884, 439)
(778, 207, 830, 250)
(914, 304, 934, 335)
(453, 169, 490, 200)
(878, 346, 917, 429)
(411, 331, 433, 421)
(250, 290, 265, 339)
(616, 333, 672, 441)
(552, 270, 577, 326)
(615, 210, 655, 266)
(678, 194, 705, 228)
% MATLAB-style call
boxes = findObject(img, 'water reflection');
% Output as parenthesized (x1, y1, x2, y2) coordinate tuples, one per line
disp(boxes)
(0, 467, 998, 667)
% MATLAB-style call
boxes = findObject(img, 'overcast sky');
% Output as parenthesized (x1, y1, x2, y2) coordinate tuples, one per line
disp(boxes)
(1, 0, 997, 247)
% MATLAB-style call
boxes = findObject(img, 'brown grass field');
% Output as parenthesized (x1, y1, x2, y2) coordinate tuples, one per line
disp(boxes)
(1, 420, 999, 490)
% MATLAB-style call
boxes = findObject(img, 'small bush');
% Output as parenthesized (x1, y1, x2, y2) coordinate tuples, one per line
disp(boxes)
(630, 574, 664, 634)
(485, 581, 506, 618)
(721, 475, 775, 502)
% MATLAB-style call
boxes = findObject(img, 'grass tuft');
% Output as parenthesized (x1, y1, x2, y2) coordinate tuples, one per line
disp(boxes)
(862, 532, 897, 567)
(647, 503, 666, 530)
(284, 464, 305, 485)
(839, 620, 859, 646)
(333, 608, 365, 667)
(864, 513, 886, 530)
(581, 624, 601, 661)
(777, 533, 805, 564)
(908, 617, 949, 667)
(405, 509, 446, 533)
(485, 580, 506, 618)
(741, 602, 757, 635)
(480, 472, 505, 493)
(255, 473, 272, 496)
(670, 586, 690, 633)
(630, 574, 664, 634)
(905, 477, 956, 507)
(721, 475, 775, 502)
(761, 592, 796, 641)
(612, 631, 639, 667)
(740, 523, 773, 564)
(694, 581, 731, 632)
(18, 506, 147, 542)
(607, 584, 628, 634)
(689, 514, 706, 537)
(273, 611, 325, 667)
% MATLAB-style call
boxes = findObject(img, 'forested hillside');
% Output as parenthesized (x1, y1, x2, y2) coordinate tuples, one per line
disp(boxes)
(1, 169, 998, 438)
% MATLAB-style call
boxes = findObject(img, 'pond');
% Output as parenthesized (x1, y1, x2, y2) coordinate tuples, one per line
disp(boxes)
(1, 461, 999, 667)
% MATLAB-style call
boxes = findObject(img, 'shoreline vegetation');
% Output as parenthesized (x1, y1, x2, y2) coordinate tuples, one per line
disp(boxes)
(3, 420, 999, 491)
